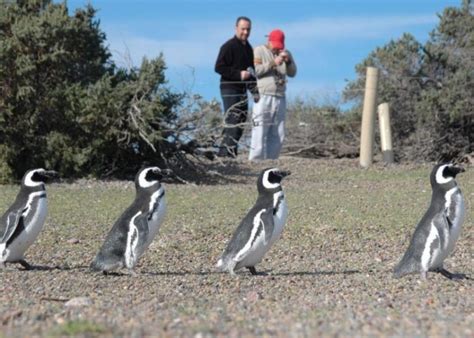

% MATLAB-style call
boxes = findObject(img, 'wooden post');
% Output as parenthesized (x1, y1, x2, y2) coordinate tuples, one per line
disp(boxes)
(378, 103, 394, 164)
(359, 67, 379, 168)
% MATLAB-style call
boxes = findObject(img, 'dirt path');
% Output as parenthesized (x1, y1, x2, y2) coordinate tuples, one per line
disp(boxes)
(0, 158, 472, 337)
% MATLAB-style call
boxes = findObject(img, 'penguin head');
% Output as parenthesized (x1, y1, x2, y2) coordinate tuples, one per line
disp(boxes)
(430, 163, 465, 189)
(22, 169, 59, 188)
(258, 168, 291, 193)
(136, 166, 171, 191)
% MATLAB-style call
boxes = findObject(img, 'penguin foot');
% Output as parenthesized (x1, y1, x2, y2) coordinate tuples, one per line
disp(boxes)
(435, 268, 468, 280)
(247, 266, 258, 275)
(18, 259, 34, 270)
(101, 270, 120, 276)
(247, 266, 267, 276)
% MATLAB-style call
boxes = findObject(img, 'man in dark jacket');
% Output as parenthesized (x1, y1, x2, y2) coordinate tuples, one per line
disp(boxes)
(215, 16, 256, 158)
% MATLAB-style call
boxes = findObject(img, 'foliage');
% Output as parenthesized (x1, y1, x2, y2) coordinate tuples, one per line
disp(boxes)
(343, 0, 473, 161)
(50, 320, 107, 336)
(0, 0, 188, 182)
(285, 98, 360, 158)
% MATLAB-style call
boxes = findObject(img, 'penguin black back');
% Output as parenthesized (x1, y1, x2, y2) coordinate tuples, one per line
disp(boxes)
(90, 166, 170, 273)
(217, 167, 291, 275)
(394, 163, 466, 279)
(0, 168, 58, 269)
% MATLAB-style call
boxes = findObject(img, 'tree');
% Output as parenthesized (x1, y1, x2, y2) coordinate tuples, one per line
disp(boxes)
(343, 33, 425, 141)
(343, 1, 473, 161)
(0, 0, 185, 182)
(418, 0, 474, 160)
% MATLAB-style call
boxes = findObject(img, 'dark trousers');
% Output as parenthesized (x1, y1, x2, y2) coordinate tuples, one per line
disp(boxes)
(219, 87, 248, 156)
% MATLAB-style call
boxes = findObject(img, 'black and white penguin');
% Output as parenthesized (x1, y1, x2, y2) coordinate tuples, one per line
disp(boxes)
(217, 167, 290, 275)
(0, 168, 59, 270)
(90, 166, 169, 274)
(393, 163, 466, 280)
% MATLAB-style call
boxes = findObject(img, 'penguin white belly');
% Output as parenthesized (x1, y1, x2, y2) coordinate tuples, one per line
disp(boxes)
(6, 196, 48, 261)
(271, 195, 288, 246)
(445, 190, 464, 257)
(429, 243, 444, 270)
(238, 234, 269, 267)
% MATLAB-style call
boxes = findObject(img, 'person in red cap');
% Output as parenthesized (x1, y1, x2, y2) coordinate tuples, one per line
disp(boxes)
(249, 29, 297, 161)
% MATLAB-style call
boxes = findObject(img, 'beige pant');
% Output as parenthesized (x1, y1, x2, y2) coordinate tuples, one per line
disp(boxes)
(249, 95, 286, 161)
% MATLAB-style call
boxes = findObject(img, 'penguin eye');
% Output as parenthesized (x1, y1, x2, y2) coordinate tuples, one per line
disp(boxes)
(145, 169, 161, 182)
(31, 171, 43, 182)
(442, 166, 453, 178)
(267, 171, 281, 184)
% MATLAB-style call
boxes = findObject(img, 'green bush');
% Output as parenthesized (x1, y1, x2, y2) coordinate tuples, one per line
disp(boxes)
(0, 0, 183, 182)
(343, 1, 473, 161)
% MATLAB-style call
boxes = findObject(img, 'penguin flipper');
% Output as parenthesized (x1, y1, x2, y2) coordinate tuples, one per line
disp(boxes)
(0, 211, 23, 244)
(134, 213, 150, 249)
(261, 209, 275, 245)
(231, 209, 273, 269)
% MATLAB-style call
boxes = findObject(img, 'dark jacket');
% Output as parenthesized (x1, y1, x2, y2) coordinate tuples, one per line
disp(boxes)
(215, 36, 256, 92)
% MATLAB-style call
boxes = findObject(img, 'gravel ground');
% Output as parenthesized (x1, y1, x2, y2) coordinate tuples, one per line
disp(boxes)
(0, 157, 473, 337)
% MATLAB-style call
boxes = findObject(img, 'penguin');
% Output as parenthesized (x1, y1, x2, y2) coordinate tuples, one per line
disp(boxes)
(0, 168, 59, 270)
(393, 163, 467, 280)
(90, 166, 170, 274)
(217, 167, 290, 276)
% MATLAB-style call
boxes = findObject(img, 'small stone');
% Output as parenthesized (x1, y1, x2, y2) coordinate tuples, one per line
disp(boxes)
(246, 291, 263, 302)
(67, 238, 80, 244)
(54, 314, 65, 324)
(1, 310, 22, 325)
(64, 297, 92, 307)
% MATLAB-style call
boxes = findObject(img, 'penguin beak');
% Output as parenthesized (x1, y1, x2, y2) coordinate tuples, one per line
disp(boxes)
(152, 168, 172, 176)
(45, 170, 59, 177)
(160, 169, 173, 176)
(44, 170, 60, 181)
(151, 167, 172, 179)
(277, 170, 291, 178)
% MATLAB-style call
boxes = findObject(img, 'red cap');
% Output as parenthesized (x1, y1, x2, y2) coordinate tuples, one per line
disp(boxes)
(268, 29, 285, 50)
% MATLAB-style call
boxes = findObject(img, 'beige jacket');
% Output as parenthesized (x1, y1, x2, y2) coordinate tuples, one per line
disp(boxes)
(254, 44, 297, 97)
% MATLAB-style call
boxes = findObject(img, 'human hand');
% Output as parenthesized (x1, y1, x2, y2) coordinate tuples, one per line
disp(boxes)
(240, 70, 251, 80)
(274, 55, 284, 66)
(253, 93, 260, 103)
(279, 51, 289, 62)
